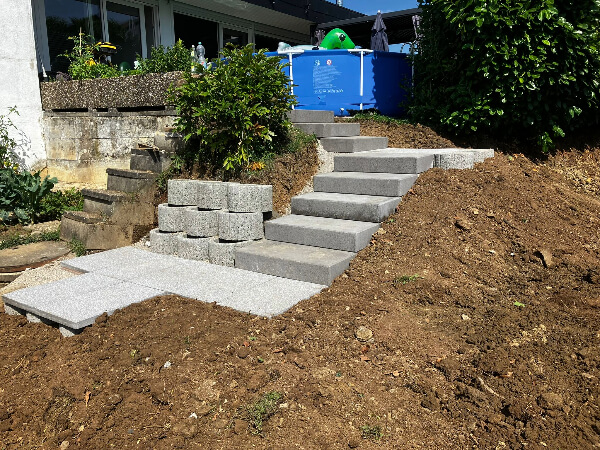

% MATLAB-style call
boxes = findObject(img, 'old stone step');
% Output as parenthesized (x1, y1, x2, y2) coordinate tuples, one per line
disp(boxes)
(106, 168, 158, 193)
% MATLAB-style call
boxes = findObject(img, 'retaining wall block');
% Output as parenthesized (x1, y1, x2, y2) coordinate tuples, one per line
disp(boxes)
(227, 183, 272, 213)
(149, 228, 181, 254)
(196, 181, 230, 210)
(176, 235, 211, 260)
(218, 211, 264, 241)
(158, 203, 186, 232)
(184, 206, 219, 237)
(168, 179, 199, 206)
(208, 239, 253, 267)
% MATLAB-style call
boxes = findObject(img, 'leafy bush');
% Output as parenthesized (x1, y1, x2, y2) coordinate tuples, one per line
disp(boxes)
(171, 44, 296, 174)
(0, 106, 20, 171)
(60, 34, 120, 80)
(412, 1, 600, 149)
(135, 40, 192, 74)
(38, 188, 84, 222)
(0, 169, 58, 225)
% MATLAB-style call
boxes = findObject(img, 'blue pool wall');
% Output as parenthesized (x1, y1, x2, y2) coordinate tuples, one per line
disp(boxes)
(267, 50, 412, 117)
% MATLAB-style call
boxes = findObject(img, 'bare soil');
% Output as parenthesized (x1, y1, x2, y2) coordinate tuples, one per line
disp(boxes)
(1, 123, 600, 449)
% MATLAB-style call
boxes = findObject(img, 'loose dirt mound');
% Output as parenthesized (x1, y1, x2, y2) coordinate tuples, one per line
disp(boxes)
(1, 125, 599, 449)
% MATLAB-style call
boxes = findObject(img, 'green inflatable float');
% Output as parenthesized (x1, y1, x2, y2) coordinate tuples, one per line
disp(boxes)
(320, 28, 356, 50)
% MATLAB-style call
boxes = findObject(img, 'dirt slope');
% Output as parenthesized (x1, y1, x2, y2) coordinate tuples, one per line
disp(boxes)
(1, 124, 599, 449)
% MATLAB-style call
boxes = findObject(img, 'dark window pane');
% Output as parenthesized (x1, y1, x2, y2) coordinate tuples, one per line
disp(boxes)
(144, 5, 155, 53)
(106, 1, 141, 67)
(254, 34, 281, 52)
(44, 0, 101, 72)
(173, 13, 218, 60)
(223, 28, 248, 48)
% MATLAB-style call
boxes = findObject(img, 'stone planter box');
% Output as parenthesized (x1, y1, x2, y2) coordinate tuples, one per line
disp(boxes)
(40, 72, 183, 111)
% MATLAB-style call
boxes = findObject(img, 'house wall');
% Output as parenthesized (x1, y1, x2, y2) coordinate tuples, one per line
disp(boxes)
(0, 0, 46, 171)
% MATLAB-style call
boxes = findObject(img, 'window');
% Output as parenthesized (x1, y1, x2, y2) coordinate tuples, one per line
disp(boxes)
(223, 28, 248, 48)
(254, 34, 281, 53)
(173, 13, 218, 61)
(105, 1, 142, 68)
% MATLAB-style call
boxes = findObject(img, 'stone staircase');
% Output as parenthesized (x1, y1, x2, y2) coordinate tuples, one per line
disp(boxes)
(235, 110, 494, 285)
(60, 131, 181, 250)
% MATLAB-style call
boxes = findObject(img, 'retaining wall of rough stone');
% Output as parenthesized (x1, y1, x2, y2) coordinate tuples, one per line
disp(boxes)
(150, 180, 272, 267)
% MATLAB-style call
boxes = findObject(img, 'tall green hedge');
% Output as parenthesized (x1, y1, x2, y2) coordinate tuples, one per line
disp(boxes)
(411, 0, 600, 149)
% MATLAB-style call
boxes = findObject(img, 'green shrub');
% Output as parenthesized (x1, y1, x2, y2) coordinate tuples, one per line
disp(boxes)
(136, 40, 192, 74)
(0, 169, 57, 225)
(38, 188, 84, 222)
(412, 1, 600, 150)
(60, 33, 120, 80)
(0, 106, 20, 171)
(171, 44, 296, 174)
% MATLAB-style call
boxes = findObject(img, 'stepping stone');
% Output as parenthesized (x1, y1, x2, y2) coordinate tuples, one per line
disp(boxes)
(313, 172, 417, 197)
(334, 150, 434, 174)
(291, 192, 401, 223)
(288, 109, 334, 123)
(265, 214, 380, 252)
(235, 240, 354, 286)
(293, 123, 360, 138)
(320, 136, 388, 153)
(0, 241, 70, 273)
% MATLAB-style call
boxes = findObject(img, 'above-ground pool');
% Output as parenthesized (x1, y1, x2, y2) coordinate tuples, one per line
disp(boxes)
(268, 49, 412, 117)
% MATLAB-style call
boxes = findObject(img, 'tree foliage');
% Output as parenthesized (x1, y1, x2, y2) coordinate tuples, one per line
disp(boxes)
(171, 44, 296, 174)
(411, 0, 600, 149)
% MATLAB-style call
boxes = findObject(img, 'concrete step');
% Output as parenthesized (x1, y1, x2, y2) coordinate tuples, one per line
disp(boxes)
(265, 214, 379, 252)
(129, 147, 172, 172)
(235, 240, 354, 285)
(60, 213, 134, 250)
(106, 168, 158, 193)
(334, 150, 434, 174)
(81, 188, 154, 223)
(291, 192, 401, 223)
(293, 122, 360, 138)
(313, 172, 417, 197)
(320, 136, 388, 153)
(288, 109, 334, 124)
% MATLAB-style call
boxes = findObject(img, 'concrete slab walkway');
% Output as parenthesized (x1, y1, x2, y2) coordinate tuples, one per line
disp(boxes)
(2, 246, 325, 336)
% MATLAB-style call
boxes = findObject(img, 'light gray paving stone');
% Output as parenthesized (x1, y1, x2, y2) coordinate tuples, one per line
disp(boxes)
(288, 110, 334, 123)
(62, 246, 169, 273)
(265, 214, 380, 252)
(313, 172, 417, 197)
(235, 240, 354, 285)
(158, 203, 186, 232)
(291, 192, 401, 223)
(334, 151, 434, 174)
(227, 184, 273, 213)
(320, 136, 388, 153)
(218, 211, 264, 241)
(209, 239, 253, 267)
(149, 228, 182, 254)
(168, 179, 199, 206)
(196, 181, 229, 209)
(176, 235, 211, 260)
(185, 207, 219, 237)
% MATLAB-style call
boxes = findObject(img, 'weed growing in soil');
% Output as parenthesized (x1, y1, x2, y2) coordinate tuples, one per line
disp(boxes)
(242, 391, 283, 435)
(0, 229, 59, 250)
(69, 238, 86, 257)
(360, 424, 382, 441)
(349, 112, 410, 126)
(392, 274, 422, 286)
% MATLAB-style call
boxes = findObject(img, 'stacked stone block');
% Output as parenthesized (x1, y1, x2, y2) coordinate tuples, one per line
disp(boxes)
(150, 179, 272, 266)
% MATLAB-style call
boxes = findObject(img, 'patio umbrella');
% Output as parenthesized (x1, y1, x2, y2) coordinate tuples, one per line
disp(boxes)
(371, 10, 389, 52)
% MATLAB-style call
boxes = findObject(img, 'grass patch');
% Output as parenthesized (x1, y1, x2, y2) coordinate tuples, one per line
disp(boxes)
(242, 391, 284, 435)
(349, 111, 410, 126)
(392, 274, 422, 287)
(360, 424, 382, 441)
(0, 229, 60, 250)
(68, 238, 86, 257)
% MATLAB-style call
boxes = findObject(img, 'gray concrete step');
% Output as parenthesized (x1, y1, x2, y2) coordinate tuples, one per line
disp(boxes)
(291, 192, 401, 223)
(81, 188, 154, 224)
(314, 172, 417, 197)
(235, 240, 354, 285)
(129, 147, 172, 172)
(320, 136, 388, 153)
(288, 109, 334, 124)
(265, 214, 379, 252)
(334, 150, 434, 174)
(106, 168, 158, 193)
(293, 122, 360, 138)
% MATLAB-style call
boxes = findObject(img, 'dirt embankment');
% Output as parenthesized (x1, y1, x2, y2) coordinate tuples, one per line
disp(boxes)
(0, 123, 599, 449)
